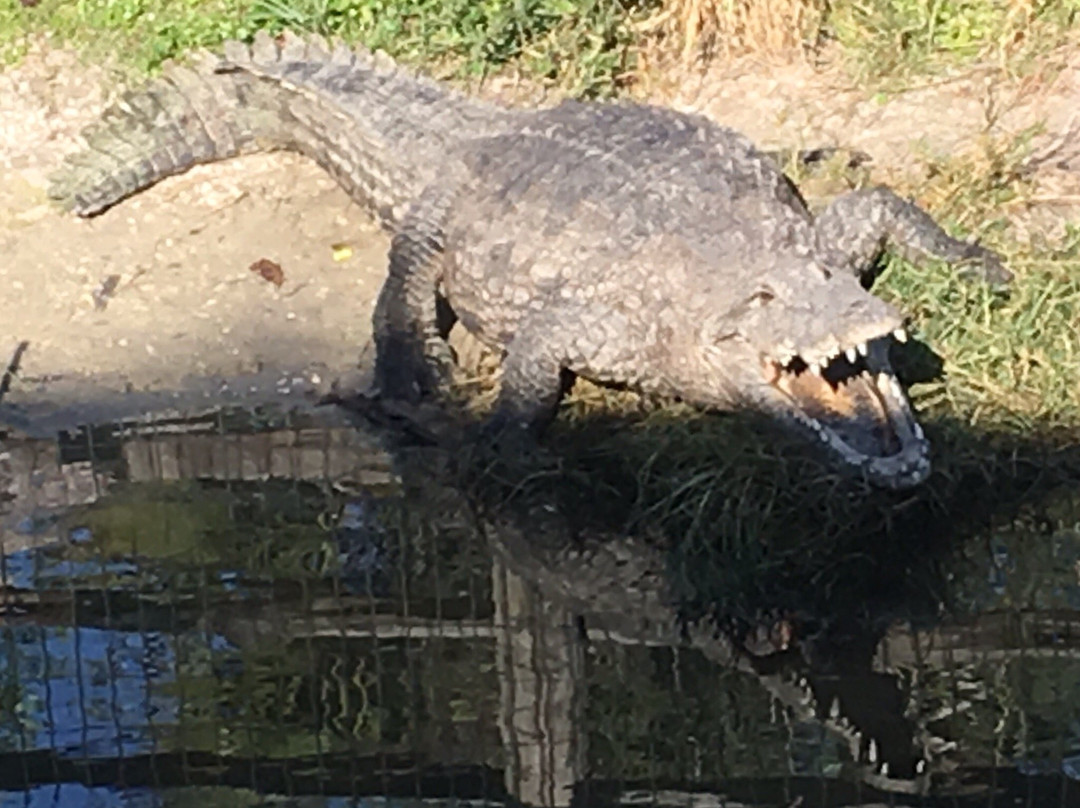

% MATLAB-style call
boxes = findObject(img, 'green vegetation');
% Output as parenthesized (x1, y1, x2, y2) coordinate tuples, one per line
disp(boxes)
(0, 0, 656, 96)
(0, 0, 252, 75)
(875, 136, 1080, 435)
(4, 1, 1078, 93)
(828, 0, 1080, 86)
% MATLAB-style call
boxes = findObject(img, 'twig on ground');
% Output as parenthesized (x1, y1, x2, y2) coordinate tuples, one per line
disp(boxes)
(0, 341, 29, 404)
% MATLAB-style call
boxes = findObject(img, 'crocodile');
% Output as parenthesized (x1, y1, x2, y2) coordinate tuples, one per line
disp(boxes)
(48, 30, 1012, 489)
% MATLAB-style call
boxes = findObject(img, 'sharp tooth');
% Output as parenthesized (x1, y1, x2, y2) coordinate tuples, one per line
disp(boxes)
(894, 328, 908, 343)
(845, 347, 858, 363)
(913, 423, 924, 440)
(868, 739, 878, 764)
(880, 762, 889, 776)
(829, 697, 840, 720)
(916, 760, 926, 775)
(810, 362, 822, 375)
(857, 341, 868, 356)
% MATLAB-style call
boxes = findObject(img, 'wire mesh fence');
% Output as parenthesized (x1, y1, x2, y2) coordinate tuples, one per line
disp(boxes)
(1, 402, 1079, 808)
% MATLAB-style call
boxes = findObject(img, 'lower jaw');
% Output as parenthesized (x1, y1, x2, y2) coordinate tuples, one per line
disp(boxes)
(792, 419, 930, 487)
(834, 442, 931, 488)
(864, 453, 931, 488)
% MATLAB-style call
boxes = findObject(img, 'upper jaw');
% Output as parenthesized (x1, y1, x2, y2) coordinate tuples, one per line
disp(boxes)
(768, 324, 911, 373)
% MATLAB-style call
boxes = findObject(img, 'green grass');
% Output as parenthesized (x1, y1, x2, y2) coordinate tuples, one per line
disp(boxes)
(888, 147, 1080, 432)
(7, 1, 1076, 94)
(0, 0, 655, 96)
(240, 0, 654, 96)
(0, 0, 251, 73)
(827, 0, 1080, 87)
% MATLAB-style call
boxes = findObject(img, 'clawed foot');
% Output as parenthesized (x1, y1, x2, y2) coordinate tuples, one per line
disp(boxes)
(956, 242, 1012, 287)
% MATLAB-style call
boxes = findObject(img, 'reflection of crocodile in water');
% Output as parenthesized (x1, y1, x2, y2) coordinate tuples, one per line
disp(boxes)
(48, 31, 1011, 488)
(466, 484, 938, 795)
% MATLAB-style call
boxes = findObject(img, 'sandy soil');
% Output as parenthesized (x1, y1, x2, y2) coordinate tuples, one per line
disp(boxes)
(1, 36, 1078, 436)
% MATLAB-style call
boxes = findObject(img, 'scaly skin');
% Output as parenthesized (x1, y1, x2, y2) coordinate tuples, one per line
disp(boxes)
(48, 31, 515, 223)
(49, 32, 1011, 488)
(374, 102, 1010, 488)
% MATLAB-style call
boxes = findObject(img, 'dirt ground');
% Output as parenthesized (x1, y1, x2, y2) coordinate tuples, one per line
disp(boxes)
(1, 37, 1079, 436)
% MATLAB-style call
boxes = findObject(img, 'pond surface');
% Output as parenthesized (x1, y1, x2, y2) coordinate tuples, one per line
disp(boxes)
(1, 404, 1079, 808)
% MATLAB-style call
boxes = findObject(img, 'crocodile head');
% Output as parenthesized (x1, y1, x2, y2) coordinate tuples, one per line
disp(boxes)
(698, 259, 930, 488)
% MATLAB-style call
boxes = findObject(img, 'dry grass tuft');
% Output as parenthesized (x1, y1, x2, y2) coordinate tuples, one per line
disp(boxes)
(639, 0, 828, 65)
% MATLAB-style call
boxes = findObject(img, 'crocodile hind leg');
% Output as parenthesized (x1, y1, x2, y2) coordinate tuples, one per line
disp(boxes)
(373, 194, 457, 403)
(815, 186, 1012, 285)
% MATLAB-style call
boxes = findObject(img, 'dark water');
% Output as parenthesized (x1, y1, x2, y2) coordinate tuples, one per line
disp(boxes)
(1, 404, 1079, 808)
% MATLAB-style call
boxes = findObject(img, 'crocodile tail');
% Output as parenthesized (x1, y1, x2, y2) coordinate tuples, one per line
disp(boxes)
(48, 47, 263, 217)
(49, 30, 507, 223)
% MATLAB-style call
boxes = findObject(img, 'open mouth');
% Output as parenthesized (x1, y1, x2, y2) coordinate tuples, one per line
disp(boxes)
(761, 330, 930, 487)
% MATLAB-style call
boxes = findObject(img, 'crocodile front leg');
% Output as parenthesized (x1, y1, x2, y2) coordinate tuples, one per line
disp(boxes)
(486, 324, 574, 437)
(815, 186, 1012, 285)
(373, 192, 457, 403)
